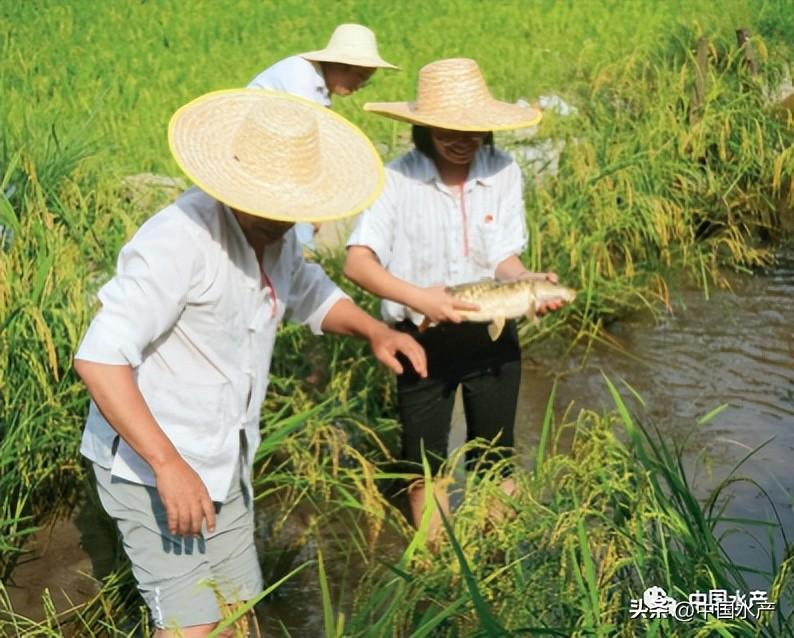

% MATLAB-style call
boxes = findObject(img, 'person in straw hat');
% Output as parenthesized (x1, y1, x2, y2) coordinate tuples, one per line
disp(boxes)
(249, 23, 397, 104)
(249, 23, 398, 248)
(73, 89, 425, 637)
(345, 58, 569, 539)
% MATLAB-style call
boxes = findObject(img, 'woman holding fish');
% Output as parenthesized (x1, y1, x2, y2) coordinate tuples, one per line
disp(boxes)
(345, 58, 571, 537)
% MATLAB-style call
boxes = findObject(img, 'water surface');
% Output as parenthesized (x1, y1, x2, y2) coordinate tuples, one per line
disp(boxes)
(514, 253, 794, 588)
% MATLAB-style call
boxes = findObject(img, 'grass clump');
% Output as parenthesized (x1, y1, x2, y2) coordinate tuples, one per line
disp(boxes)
(335, 391, 792, 637)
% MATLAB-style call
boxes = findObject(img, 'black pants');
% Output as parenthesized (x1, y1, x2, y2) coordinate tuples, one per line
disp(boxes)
(395, 319, 521, 476)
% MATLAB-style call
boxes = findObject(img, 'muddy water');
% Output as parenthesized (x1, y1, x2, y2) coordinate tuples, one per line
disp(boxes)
(512, 252, 794, 589)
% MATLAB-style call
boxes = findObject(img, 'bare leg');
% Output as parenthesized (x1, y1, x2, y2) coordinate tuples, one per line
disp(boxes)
(487, 476, 518, 525)
(408, 478, 451, 543)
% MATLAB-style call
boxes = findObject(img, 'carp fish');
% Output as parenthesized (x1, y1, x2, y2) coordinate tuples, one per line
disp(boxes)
(422, 277, 577, 341)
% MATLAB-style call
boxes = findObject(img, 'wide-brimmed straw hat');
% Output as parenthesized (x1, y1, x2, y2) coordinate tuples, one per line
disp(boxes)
(364, 58, 541, 131)
(299, 23, 398, 70)
(168, 89, 384, 222)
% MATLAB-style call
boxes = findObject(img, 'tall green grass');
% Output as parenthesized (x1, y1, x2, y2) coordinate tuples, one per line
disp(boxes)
(0, 142, 115, 580)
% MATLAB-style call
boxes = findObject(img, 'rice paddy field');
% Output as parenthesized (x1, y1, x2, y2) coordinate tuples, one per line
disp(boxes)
(1, 0, 793, 636)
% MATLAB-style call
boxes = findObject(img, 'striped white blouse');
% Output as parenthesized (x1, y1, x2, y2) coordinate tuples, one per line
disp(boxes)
(347, 147, 528, 326)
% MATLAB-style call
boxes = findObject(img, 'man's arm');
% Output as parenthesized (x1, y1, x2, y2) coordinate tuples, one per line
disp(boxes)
(74, 360, 216, 537)
(319, 297, 428, 378)
(73, 212, 215, 538)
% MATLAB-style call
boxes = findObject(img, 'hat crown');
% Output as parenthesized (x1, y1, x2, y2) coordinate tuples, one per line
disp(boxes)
(299, 22, 396, 69)
(233, 101, 319, 187)
(325, 23, 377, 55)
(415, 58, 492, 117)
(169, 90, 384, 222)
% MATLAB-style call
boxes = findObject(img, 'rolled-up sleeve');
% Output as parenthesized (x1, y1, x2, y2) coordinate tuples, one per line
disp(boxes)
(283, 236, 349, 335)
(491, 160, 529, 268)
(346, 169, 398, 267)
(75, 214, 201, 366)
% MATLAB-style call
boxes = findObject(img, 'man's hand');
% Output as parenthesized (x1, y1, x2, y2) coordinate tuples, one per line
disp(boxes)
(73, 360, 219, 537)
(368, 323, 428, 378)
(154, 457, 217, 537)
(320, 299, 428, 377)
(412, 286, 479, 324)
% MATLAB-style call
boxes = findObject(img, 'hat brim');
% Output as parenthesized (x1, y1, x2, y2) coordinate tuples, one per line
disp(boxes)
(363, 99, 542, 132)
(299, 50, 399, 70)
(168, 90, 384, 223)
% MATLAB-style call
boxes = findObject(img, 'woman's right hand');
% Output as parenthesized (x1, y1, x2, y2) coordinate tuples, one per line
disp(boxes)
(412, 286, 479, 324)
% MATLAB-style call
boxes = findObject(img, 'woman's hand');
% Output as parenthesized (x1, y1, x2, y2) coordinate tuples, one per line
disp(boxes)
(518, 271, 565, 316)
(411, 286, 479, 324)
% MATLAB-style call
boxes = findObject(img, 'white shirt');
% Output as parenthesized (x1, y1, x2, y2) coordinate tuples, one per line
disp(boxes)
(347, 148, 528, 325)
(248, 55, 331, 107)
(76, 187, 347, 501)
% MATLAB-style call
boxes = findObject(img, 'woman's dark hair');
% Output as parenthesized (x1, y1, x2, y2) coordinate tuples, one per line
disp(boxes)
(411, 125, 494, 160)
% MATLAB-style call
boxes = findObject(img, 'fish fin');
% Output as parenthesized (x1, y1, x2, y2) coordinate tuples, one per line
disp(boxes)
(488, 316, 505, 341)
(527, 299, 540, 327)
(418, 317, 431, 333)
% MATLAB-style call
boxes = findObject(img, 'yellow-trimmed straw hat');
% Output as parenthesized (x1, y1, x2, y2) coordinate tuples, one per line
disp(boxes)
(168, 89, 384, 223)
(299, 23, 398, 70)
(364, 58, 541, 131)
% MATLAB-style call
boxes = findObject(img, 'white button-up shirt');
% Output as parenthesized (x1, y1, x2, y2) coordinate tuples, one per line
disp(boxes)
(76, 187, 346, 501)
(347, 148, 528, 326)
(248, 55, 331, 107)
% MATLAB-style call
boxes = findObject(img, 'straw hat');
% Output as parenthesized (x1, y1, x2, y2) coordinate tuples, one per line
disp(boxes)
(364, 58, 542, 131)
(168, 89, 384, 223)
(299, 23, 398, 70)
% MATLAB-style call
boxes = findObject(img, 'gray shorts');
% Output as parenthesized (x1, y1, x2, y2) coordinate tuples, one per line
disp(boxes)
(93, 457, 262, 630)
